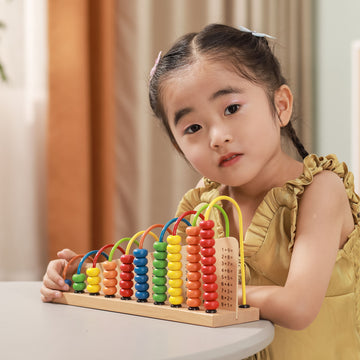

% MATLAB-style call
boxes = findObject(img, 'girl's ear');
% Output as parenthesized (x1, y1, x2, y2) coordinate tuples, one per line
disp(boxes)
(274, 85, 293, 127)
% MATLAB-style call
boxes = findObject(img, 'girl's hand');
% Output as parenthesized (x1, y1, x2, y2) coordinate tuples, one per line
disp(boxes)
(40, 249, 77, 302)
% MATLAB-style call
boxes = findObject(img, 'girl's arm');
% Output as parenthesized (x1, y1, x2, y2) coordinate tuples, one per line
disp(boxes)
(239, 170, 353, 330)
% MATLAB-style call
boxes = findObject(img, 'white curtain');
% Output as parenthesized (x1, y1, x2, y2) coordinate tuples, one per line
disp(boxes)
(0, 0, 47, 280)
(115, 0, 314, 248)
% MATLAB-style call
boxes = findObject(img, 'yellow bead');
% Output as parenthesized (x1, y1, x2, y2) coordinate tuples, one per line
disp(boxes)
(167, 262, 182, 271)
(87, 284, 101, 293)
(169, 295, 183, 305)
(86, 267, 100, 276)
(168, 287, 182, 296)
(167, 244, 181, 254)
(167, 270, 182, 279)
(87, 276, 101, 285)
(169, 278, 183, 288)
(167, 235, 181, 245)
(167, 253, 182, 262)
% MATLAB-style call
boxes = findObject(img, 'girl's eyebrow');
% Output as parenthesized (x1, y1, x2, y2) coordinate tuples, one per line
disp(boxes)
(173, 86, 244, 126)
(209, 86, 244, 101)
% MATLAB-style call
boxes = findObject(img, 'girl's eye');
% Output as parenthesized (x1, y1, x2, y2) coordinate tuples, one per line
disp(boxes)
(184, 124, 202, 134)
(224, 104, 240, 115)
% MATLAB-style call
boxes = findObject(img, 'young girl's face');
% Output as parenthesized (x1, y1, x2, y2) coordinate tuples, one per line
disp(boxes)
(162, 59, 284, 187)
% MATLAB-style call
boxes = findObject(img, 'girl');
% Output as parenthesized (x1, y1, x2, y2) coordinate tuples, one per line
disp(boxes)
(42, 24, 360, 359)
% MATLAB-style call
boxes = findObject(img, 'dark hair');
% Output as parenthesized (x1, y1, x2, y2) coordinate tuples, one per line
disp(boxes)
(149, 23, 308, 159)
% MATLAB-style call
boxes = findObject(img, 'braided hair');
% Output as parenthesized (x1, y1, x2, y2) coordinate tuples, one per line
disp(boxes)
(149, 23, 308, 159)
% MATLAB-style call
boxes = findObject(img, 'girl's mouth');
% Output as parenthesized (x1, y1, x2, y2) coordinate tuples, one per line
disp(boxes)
(219, 153, 242, 167)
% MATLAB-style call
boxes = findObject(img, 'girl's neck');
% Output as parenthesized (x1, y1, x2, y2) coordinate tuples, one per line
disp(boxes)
(224, 152, 303, 206)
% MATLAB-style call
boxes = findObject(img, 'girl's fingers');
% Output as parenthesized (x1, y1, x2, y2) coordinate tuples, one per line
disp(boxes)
(40, 282, 63, 302)
(44, 259, 69, 290)
(57, 248, 77, 261)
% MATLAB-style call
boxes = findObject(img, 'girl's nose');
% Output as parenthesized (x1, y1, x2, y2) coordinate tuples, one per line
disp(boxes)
(210, 128, 233, 149)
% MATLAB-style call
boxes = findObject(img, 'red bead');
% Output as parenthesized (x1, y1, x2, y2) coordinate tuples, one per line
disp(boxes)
(203, 274, 217, 283)
(201, 247, 216, 257)
(186, 226, 200, 236)
(201, 265, 216, 274)
(201, 256, 216, 266)
(203, 292, 218, 301)
(204, 300, 219, 310)
(120, 272, 134, 281)
(203, 282, 218, 292)
(200, 238, 215, 248)
(120, 288, 133, 298)
(120, 254, 134, 263)
(187, 244, 201, 254)
(186, 253, 201, 263)
(199, 220, 214, 230)
(120, 263, 134, 272)
(120, 280, 133, 289)
(200, 229, 215, 239)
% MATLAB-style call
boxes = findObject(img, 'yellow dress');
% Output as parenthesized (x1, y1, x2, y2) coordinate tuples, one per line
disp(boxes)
(175, 154, 360, 359)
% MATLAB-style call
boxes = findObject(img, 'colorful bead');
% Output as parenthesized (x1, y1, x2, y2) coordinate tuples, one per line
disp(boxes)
(86, 267, 101, 295)
(167, 235, 183, 307)
(72, 273, 86, 293)
(152, 241, 168, 305)
(185, 226, 202, 310)
(133, 248, 149, 302)
(119, 254, 134, 299)
(199, 220, 218, 313)
(102, 261, 118, 297)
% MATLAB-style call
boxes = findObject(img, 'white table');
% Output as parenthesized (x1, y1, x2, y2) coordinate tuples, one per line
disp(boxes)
(0, 282, 274, 359)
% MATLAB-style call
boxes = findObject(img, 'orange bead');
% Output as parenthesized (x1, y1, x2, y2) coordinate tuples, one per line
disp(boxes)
(186, 280, 201, 290)
(186, 226, 200, 236)
(187, 272, 201, 281)
(187, 298, 201, 307)
(103, 270, 117, 279)
(103, 261, 117, 271)
(187, 244, 201, 254)
(186, 263, 201, 272)
(186, 253, 201, 263)
(186, 235, 201, 245)
(103, 278, 117, 287)
(103, 286, 117, 296)
(187, 289, 201, 298)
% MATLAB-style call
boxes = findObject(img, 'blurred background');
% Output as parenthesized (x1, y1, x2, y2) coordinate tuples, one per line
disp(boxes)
(0, 0, 359, 280)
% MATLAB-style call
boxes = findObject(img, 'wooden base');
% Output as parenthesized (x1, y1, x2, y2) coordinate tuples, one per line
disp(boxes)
(54, 292, 259, 327)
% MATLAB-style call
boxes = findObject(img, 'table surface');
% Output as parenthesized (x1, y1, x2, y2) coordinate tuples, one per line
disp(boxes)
(0, 282, 274, 360)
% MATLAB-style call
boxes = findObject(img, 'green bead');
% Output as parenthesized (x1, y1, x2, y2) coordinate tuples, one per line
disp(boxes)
(153, 259, 167, 269)
(73, 282, 86, 291)
(153, 268, 167, 277)
(153, 293, 167, 303)
(153, 242, 167, 252)
(152, 276, 167, 286)
(153, 251, 167, 260)
(152, 285, 167, 294)
(72, 273, 86, 282)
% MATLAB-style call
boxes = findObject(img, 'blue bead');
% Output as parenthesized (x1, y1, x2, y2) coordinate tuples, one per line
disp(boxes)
(133, 257, 148, 266)
(64, 279, 72, 286)
(133, 248, 148, 258)
(136, 291, 149, 299)
(135, 283, 149, 292)
(134, 266, 148, 275)
(135, 274, 149, 283)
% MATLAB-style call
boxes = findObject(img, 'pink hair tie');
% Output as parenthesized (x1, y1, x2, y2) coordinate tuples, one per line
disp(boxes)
(149, 51, 162, 81)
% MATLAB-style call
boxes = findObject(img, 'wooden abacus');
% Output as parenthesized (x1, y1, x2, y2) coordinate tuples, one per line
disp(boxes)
(54, 196, 259, 327)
